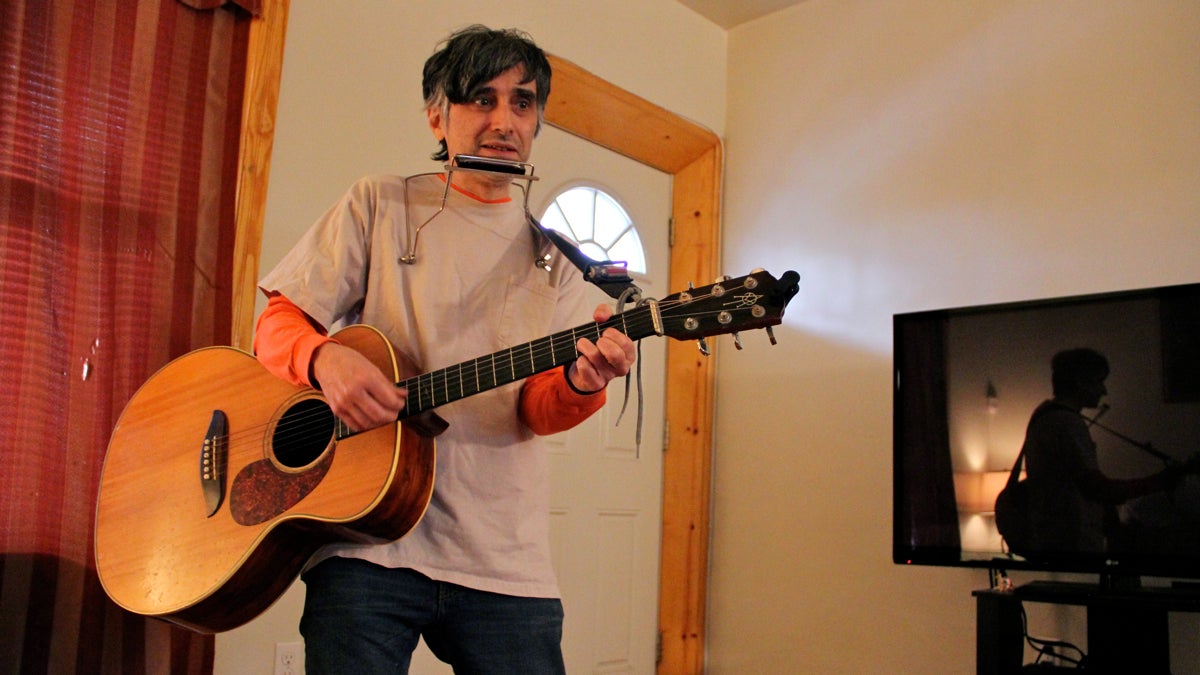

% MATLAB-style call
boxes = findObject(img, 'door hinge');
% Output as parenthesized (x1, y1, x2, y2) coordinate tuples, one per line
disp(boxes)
(656, 630, 664, 665)
(668, 217, 675, 248)
(663, 421, 669, 451)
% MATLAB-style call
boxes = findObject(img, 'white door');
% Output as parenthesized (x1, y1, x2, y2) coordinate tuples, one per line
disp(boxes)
(409, 126, 671, 674)
(539, 127, 670, 675)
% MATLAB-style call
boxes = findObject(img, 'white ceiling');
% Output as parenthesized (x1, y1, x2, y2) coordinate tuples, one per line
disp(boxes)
(675, 0, 805, 29)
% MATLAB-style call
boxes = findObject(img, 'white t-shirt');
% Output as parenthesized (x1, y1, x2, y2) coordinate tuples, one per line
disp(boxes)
(259, 173, 600, 598)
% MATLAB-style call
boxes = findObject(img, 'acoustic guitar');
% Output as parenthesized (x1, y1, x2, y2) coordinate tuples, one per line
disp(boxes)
(94, 269, 800, 633)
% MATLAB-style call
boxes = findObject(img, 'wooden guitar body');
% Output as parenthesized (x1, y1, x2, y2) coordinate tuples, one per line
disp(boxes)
(94, 325, 435, 633)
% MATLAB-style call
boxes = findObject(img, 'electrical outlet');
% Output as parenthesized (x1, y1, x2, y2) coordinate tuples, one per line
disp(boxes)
(274, 641, 303, 675)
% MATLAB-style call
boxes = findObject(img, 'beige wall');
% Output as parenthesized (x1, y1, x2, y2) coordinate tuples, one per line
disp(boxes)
(712, 0, 1200, 672)
(220, 0, 1200, 673)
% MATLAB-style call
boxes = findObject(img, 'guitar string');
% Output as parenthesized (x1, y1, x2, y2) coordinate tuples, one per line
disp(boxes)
(214, 311, 645, 454)
(229, 311, 645, 449)
(220, 298, 709, 454)
(218, 289, 744, 454)
(214, 284, 756, 455)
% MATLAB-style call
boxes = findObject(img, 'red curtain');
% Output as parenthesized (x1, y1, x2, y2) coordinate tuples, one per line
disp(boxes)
(0, 1, 257, 672)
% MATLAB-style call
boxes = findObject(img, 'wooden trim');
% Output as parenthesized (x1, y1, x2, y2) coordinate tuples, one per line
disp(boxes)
(544, 56, 718, 175)
(661, 145, 722, 673)
(230, 0, 289, 350)
(545, 54, 722, 675)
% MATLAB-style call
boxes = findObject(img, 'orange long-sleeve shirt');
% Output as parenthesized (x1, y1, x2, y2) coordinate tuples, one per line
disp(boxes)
(253, 294, 605, 436)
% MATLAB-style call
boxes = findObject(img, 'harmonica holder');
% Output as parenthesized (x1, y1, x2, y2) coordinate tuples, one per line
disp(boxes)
(398, 155, 539, 265)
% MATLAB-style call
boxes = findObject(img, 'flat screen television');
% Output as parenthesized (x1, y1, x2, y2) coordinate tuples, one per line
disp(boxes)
(893, 282, 1200, 580)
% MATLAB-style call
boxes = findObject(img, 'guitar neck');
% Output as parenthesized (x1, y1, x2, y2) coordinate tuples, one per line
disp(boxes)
(330, 268, 800, 439)
(398, 303, 659, 420)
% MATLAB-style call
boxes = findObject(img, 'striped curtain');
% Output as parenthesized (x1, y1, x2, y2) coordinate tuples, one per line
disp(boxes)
(0, 1, 259, 672)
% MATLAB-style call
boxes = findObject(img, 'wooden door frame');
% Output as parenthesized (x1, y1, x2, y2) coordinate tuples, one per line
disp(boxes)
(230, 7, 719, 670)
(541, 56, 721, 675)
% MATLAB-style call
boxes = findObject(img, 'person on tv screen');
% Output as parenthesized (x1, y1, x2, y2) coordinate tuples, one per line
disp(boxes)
(1021, 348, 1185, 557)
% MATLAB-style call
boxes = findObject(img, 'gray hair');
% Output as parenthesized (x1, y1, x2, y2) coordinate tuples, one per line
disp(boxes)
(422, 25, 552, 161)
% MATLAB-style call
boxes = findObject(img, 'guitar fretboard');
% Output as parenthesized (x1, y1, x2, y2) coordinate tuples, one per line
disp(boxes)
(322, 269, 798, 441)
(398, 303, 660, 419)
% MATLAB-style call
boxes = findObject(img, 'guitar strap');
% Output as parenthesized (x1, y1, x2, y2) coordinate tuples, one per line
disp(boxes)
(526, 211, 642, 301)
(1007, 401, 1058, 487)
(525, 210, 646, 451)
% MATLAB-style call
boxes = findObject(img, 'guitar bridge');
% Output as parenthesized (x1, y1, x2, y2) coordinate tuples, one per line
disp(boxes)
(200, 410, 228, 517)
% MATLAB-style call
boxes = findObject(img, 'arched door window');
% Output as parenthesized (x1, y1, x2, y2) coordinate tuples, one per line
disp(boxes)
(539, 185, 647, 274)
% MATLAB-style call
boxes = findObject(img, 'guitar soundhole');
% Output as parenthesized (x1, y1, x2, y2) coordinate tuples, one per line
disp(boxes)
(273, 398, 335, 469)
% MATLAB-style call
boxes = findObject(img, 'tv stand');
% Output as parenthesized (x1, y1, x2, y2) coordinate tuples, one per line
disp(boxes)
(974, 580, 1200, 674)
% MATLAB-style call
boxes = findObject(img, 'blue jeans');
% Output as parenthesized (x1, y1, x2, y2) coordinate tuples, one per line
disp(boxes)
(299, 557, 567, 674)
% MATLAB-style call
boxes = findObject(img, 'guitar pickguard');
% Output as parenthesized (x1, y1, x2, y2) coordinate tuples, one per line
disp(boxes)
(229, 452, 333, 526)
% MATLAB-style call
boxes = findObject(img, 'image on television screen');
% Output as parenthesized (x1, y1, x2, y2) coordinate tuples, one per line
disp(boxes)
(894, 282, 1200, 579)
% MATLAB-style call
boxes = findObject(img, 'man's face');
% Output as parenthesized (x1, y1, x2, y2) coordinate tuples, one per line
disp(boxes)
(1077, 371, 1109, 409)
(427, 65, 540, 174)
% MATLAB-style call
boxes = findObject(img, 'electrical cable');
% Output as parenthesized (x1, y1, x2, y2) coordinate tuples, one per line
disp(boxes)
(1020, 603, 1088, 669)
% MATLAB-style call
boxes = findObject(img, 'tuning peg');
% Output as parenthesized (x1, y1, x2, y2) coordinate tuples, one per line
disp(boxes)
(732, 332, 743, 350)
(765, 326, 778, 346)
(697, 337, 710, 356)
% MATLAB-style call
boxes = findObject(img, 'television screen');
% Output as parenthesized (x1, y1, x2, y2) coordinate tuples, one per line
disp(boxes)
(893, 282, 1200, 579)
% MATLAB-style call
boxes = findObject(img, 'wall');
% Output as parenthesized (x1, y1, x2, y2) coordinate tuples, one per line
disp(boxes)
(713, 0, 1199, 672)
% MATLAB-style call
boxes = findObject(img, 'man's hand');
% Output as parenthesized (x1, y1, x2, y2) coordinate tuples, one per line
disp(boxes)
(568, 303, 637, 392)
(311, 342, 407, 432)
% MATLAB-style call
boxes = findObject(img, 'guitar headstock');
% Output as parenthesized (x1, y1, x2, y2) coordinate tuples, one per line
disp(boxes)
(656, 269, 800, 343)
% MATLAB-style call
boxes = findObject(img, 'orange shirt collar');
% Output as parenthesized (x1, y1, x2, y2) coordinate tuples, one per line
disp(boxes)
(438, 173, 513, 204)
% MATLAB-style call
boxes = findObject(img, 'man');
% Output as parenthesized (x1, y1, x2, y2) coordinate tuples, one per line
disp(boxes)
(1022, 348, 1180, 557)
(254, 25, 636, 673)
